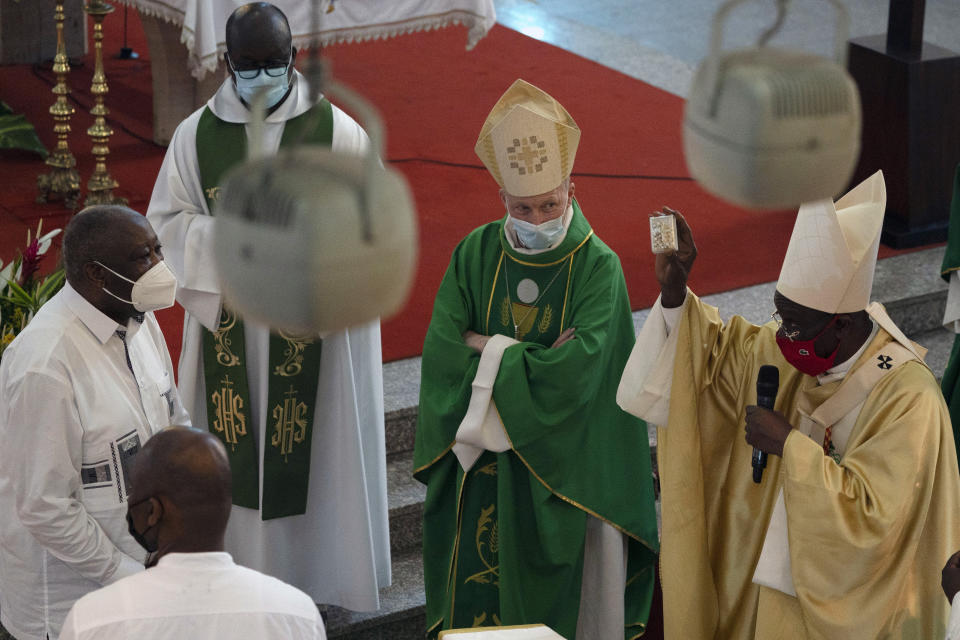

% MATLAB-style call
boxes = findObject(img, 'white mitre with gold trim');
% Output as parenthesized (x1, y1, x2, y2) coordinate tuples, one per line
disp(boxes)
(776, 170, 886, 314)
(474, 79, 581, 197)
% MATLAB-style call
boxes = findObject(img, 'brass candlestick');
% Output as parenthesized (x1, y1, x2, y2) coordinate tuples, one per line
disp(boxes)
(83, 0, 127, 207)
(36, 1, 81, 210)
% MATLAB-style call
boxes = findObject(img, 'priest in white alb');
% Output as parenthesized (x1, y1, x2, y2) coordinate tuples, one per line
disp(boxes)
(146, 2, 390, 612)
(617, 171, 960, 639)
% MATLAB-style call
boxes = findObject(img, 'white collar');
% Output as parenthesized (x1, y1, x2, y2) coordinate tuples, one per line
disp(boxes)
(155, 551, 235, 569)
(503, 203, 574, 255)
(209, 69, 317, 124)
(61, 282, 144, 344)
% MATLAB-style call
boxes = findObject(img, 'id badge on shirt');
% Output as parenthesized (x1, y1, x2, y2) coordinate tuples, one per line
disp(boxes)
(80, 430, 142, 509)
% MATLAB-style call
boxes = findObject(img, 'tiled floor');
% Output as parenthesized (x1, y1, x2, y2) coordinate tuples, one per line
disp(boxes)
(494, 0, 960, 97)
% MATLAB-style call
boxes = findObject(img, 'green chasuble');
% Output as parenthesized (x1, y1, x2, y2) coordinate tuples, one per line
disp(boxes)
(195, 101, 332, 519)
(940, 162, 960, 465)
(414, 201, 659, 639)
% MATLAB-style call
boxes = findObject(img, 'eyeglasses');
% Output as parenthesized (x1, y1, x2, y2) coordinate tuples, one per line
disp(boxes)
(227, 55, 291, 80)
(770, 311, 800, 341)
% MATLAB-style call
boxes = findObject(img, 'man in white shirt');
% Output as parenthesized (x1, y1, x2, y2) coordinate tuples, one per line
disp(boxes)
(0, 205, 189, 639)
(59, 426, 327, 639)
(146, 1, 390, 612)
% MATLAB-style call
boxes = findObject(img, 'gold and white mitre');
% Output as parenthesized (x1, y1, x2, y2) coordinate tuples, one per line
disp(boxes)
(474, 79, 581, 197)
(776, 170, 886, 314)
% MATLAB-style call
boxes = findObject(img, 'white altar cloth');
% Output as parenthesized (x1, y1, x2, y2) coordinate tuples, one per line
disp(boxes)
(120, 0, 496, 79)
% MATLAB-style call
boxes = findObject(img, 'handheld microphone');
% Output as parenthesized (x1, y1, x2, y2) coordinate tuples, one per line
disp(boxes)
(753, 365, 779, 483)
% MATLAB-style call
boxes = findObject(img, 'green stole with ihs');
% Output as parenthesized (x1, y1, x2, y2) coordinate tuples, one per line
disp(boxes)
(195, 100, 332, 520)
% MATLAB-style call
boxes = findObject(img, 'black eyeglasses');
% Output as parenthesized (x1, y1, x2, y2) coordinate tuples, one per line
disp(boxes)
(227, 55, 291, 80)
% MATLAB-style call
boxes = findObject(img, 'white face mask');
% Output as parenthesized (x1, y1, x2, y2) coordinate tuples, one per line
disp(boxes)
(96, 261, 178, 312)
(230, 57, 291, 110)
(510, 215, 566, 250)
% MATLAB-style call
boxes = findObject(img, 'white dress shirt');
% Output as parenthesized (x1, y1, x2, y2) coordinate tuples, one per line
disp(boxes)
(59, 552, 327, 640)
(0, 283, 189, 639)
(947, 591, 960, 640)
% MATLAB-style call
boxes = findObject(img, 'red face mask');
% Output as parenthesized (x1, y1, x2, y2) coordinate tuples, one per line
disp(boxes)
(775, 316, 840, 376)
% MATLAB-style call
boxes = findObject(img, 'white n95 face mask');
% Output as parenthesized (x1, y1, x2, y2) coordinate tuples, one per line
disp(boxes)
(510, 215, 566, 250)
(96, 260, 178, 312)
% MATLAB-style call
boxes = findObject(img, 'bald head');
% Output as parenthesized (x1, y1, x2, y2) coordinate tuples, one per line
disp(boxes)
(130, 427, 233, 545)
(63, 205, 149, 286)
(225, 2, 292, 61)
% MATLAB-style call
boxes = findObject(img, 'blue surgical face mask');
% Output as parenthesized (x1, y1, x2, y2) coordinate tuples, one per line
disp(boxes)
(230, 57, 291, 109)
(510, 215, 566, 250)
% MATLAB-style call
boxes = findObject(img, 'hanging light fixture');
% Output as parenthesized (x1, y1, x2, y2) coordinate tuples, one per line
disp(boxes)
(683, 0, 862, 210)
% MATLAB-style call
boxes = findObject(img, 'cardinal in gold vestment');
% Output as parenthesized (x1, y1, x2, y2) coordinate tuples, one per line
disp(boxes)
(618, 172, 960, 639)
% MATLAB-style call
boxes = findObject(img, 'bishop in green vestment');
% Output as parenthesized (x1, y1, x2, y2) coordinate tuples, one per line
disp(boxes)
(414, 79, 658, 640)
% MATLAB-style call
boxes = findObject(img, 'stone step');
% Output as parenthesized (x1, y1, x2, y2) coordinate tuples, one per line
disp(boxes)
(387, 451, 425, 556)
(383, 358, 420, 459)
(915, 326, 955, 381)
(323, 550, 425, 639)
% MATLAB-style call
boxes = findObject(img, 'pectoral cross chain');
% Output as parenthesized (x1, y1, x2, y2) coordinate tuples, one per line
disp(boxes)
(502, 256, 568, 340)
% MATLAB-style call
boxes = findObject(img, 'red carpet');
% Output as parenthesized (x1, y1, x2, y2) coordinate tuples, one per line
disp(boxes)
(0, 10, 925, 364)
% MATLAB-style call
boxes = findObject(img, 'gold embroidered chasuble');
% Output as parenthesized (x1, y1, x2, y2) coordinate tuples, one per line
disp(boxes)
(656, 293, 960, 639)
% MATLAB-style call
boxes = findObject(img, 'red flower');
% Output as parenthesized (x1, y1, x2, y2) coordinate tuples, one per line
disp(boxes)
(18, 236, 41, 288)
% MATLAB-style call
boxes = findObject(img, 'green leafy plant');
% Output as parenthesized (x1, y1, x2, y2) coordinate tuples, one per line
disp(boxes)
(1, 221, 64, 360)
(0, 100, 48, 158)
